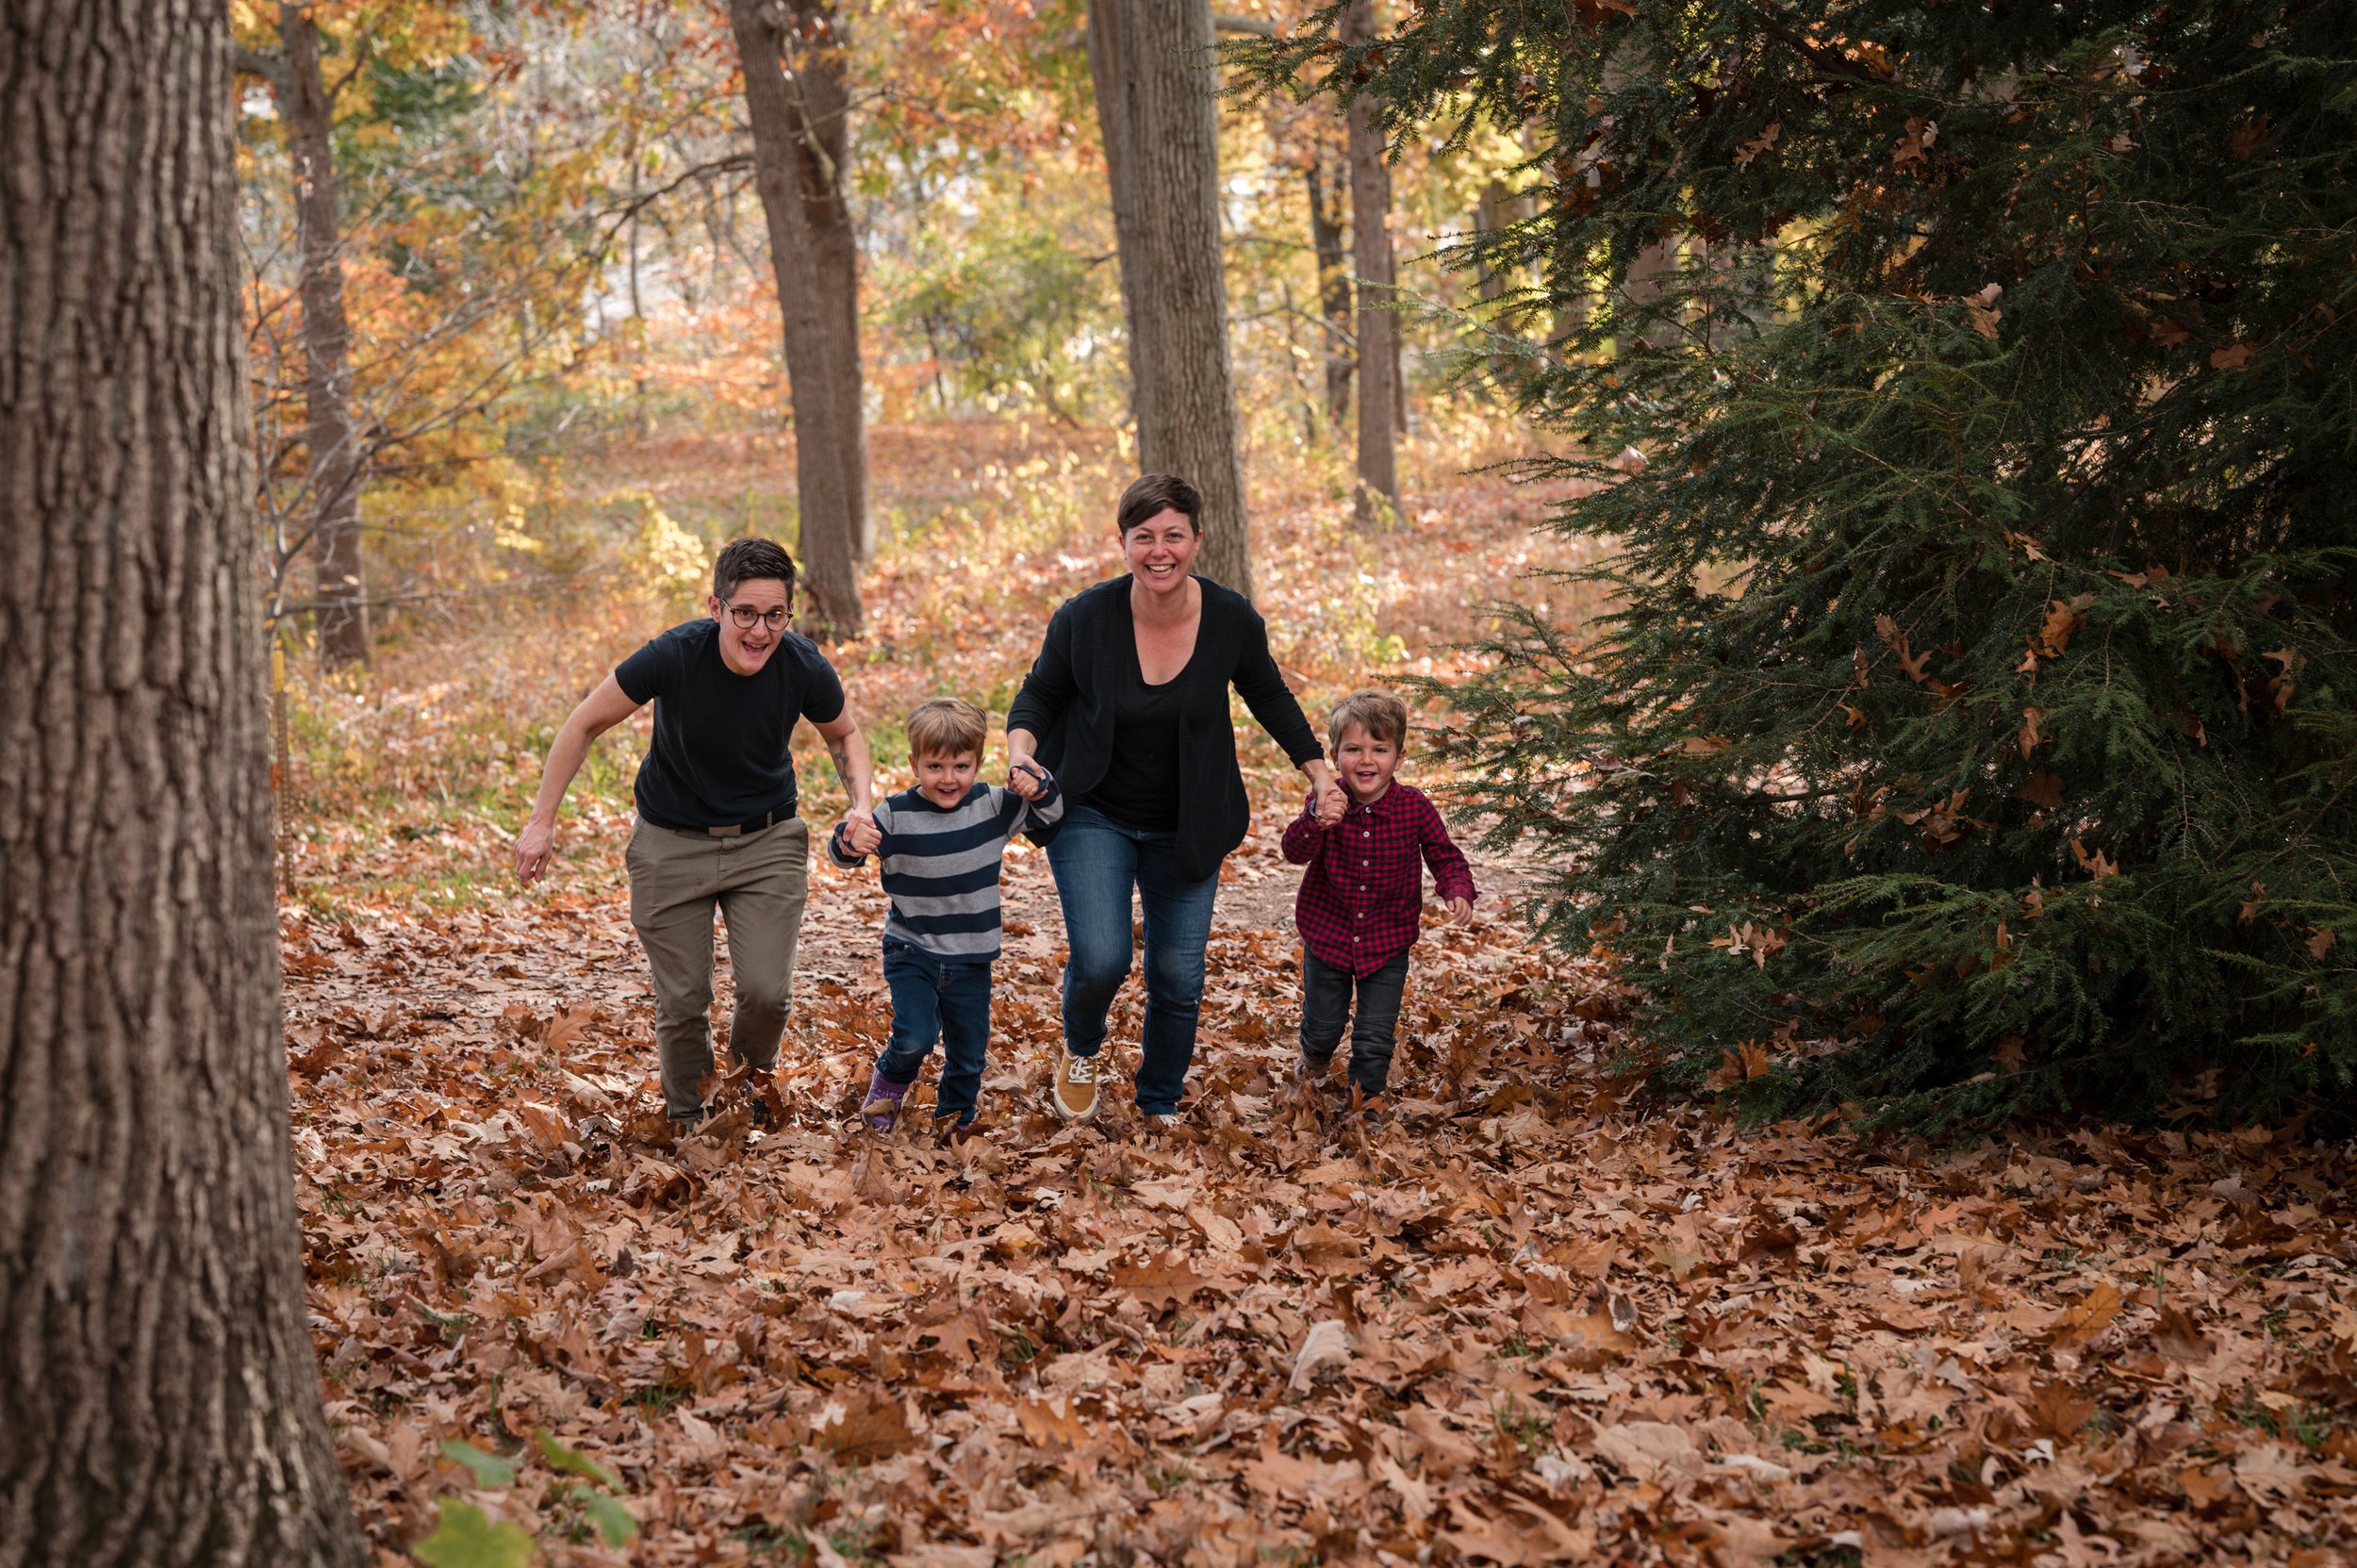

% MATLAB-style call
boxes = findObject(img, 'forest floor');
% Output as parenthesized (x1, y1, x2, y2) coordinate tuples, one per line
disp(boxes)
(287, 421, 2357, 1566)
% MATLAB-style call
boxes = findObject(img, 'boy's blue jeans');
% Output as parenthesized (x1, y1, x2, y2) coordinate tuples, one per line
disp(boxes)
(1300, 948, 1411, 1097)
(1045, 805, 1219, 1114)
(873, 938, 995, 1120)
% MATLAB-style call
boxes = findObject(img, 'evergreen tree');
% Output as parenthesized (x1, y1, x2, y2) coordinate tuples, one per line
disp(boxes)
(1244, 2, 2357, 1123)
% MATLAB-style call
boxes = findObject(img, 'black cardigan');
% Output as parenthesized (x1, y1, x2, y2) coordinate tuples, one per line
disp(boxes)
(1007, 577, 1323, 883)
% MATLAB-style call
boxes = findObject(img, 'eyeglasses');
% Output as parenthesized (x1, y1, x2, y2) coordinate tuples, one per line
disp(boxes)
(721, 601, 792, 631)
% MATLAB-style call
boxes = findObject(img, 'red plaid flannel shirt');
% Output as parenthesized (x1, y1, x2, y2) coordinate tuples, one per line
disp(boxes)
(1281, 782, 1476, 976)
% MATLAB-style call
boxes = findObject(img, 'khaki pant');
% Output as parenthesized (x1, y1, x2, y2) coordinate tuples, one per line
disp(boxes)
(625, 815, 810, 1119)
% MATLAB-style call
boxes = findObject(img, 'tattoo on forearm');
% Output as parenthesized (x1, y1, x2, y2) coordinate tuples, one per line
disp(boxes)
(829, 742, 854, 796)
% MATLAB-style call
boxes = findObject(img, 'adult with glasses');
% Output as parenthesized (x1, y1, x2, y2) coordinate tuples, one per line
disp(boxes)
(515, 537, 874, 1129)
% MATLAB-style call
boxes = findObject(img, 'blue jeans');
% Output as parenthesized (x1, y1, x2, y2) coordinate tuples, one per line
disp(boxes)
(874, 939, 995, 1121)
(1045, 805, 1220, 1114)
(1300, 949, 1411, 1097)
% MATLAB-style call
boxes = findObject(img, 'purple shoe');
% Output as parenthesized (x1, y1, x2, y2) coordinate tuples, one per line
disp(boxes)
(861, 1076, 911, 1131)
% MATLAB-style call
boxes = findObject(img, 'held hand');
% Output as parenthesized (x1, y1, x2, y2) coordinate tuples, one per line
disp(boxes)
(1314, 781, 1348, 826)
(515, 817, 555, 884)
(1008, 760, 1051, 801)
(1447, 896, 1475, 925)
(841, 812, 883, 856)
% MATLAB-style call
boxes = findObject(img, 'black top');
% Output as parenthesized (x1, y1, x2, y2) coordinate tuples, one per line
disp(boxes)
(614, 619, 846, 830)
(1007, 576, 1323, 882)
(1094, 656, 1184, 831)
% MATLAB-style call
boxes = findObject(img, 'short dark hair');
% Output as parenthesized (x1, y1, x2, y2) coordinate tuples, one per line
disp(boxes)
(712, 537, 798, 602)
(1115, 473, 1202, 536)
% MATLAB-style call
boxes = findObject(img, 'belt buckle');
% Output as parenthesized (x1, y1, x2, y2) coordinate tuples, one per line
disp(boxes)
(708, 823, 743, 837)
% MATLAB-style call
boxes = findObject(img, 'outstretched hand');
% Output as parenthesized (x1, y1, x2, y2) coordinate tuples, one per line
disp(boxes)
(514, 817, 555, 884)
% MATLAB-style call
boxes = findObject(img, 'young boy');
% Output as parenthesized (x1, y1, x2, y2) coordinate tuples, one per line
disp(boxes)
(830, 698, 1063, 1132)
(1280, 688, 1476, 1108)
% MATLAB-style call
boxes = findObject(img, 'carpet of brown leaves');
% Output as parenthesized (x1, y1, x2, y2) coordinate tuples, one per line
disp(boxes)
(283, 422, 2357, 1565)
(290, 826, 2357, 1568)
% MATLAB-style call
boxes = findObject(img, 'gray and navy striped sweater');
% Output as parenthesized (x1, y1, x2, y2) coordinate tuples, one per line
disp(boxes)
(827, 779, 1064, 959)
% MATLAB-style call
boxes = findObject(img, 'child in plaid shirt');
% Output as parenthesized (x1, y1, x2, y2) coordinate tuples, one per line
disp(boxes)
(1280, 689, 1475, 1107)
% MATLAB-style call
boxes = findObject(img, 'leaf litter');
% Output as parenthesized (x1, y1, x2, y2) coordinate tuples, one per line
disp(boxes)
(289, 832, 2357, 1565)
(272, 440, 2357, 1562)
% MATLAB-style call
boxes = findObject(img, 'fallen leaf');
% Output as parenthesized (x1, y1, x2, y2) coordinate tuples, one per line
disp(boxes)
(2151, 1306, 2214, 1362)
(2049, 1280, 2123, 1349)
(814, 1392, 915, 1463)
(1112, 1252, 1217, 1308)
(1593, 1421, 1696, 1483)
(1015, 1395, 1088, 1451)
(1287, 1318, 1352, 1391)
(411, 1499, 531, 1568)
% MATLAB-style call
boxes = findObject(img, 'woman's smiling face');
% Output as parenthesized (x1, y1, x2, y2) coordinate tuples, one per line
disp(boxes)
(1121, 507, 1199, 595)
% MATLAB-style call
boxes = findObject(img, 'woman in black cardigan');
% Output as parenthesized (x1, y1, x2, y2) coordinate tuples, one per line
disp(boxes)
(1007, 473, 1345, 1124)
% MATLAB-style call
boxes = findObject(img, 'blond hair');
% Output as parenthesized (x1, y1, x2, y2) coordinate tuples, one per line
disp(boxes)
(906, 698, 988, 762)
(1326, 687, 1409, 752)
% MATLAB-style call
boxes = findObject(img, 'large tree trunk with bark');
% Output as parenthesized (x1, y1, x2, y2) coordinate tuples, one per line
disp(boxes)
(1340, 0, 1398, 527)
(280, 3, 368, 668)
(1305, 154, 1354, 433)
(0, 4, 365, 1564)
(729, 0, 867, 637)
(1088, 0, 1253, 594)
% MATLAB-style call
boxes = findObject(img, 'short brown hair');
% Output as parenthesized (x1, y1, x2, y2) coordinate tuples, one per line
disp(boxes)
(713, 537, 798, 602)
(1327, 688, 1409, 752)
(1115, 473, 1202, 536)
(906, 698, 988, 762)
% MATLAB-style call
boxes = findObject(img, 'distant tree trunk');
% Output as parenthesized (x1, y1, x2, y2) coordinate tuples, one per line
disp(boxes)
(1305, 154, 1354, 432)
(1474, 180, 1510, 304)
(626, 123, 651, 442)
(281, 2, 368, 668)
(1602, 43, 1676, 354)
(0, 3, 366, 1564)
(1341, 0, 1397, 527)
(1088, 0, 1253, 594)
(1475, 180, 1548, 384)
(727, 0, 866, 635)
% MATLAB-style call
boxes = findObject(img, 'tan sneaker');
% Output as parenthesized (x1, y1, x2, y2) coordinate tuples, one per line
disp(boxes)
(1051, 1046, 1101, 1122)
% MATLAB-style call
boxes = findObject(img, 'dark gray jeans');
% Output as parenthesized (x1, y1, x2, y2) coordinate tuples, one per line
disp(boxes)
(1299, 948, 1410, 1097)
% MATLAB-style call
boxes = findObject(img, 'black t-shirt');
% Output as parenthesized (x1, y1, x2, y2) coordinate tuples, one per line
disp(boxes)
(613, 619, 845, 830)
(1089, 660, 1183, 832)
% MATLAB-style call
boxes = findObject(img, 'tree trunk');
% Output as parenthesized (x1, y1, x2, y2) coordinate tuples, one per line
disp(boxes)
(727, 0, 866, 636)
(1305, 155, 1354, 432)
(1602, 41, 1676, 355)
(1341, 0, 1397, 527)
(280, 3, 368, 668)
(0, 4, 366, 1564)
(1088, 0, 1253, 594)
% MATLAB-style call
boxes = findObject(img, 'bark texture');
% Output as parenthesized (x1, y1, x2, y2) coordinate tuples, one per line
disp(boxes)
(1305, 155, 1354, 431)
(0, 3, 365, 1565)
(1088, 0, 1254, 594)
(1340, 0, 1398, 525)
(729, 0, 867, 637)
(281, 3, 368, 668)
